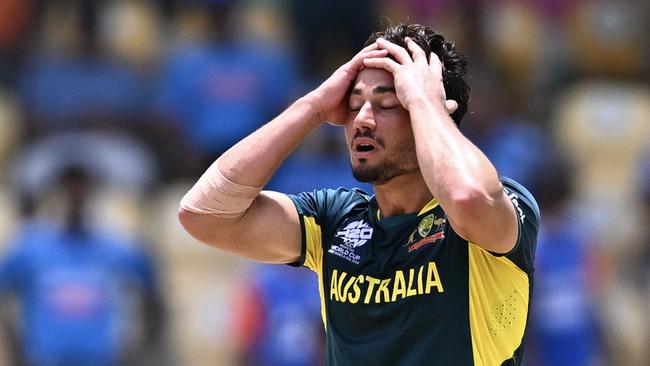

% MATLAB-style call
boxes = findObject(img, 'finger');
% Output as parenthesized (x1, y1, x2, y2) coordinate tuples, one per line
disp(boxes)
(360, 49, 389, 60)
(429, 52, 443, 74)
(362, 57, 400, 74)
(344, 49, 388, 71)
(359, 42, 380, 53)
(376, 38, 413, 65)
(445, 100, 458, 115)
(343, 43, 383, 67)
(346, 43, 380, 62)
(405, 37, 427, 64)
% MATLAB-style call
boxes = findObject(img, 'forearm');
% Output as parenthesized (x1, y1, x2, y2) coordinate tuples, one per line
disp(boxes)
(178, 43, 381, 260)
(218, 96, 323, 186)
(410, 102, 502, 209)
(190, 42, 385, 190)
(178, 95, 322, 260)
(180, 96, 322, 219)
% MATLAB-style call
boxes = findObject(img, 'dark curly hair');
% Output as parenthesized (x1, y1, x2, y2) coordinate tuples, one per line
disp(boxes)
(364, 23, 470, 125)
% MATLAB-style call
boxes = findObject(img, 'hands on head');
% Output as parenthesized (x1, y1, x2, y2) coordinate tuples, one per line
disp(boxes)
(366, 37, 459, 115)
(309, 38, 458, 126)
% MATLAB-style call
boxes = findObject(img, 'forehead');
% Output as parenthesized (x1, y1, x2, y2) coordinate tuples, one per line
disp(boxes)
(353, 68, 394, 90)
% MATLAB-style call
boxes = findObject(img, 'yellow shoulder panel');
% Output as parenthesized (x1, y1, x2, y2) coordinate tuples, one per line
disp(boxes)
(303, 216, 327, 327)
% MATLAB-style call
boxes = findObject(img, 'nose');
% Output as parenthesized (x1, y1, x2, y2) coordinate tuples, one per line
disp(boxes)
(353, 102, 376, 131)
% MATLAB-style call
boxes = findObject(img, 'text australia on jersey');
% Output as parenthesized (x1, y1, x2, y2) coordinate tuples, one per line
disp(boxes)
(328, 219, 445, 305)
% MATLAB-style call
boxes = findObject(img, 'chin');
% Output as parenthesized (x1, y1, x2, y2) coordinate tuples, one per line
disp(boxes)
(351, 160, 415, 185)
(352, 165, 382, 184)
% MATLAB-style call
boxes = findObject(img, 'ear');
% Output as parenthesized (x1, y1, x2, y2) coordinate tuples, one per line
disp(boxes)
(445, 100, 458, 115)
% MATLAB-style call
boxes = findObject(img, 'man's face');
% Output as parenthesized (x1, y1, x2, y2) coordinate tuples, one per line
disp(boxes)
(345, 68, 419, 185)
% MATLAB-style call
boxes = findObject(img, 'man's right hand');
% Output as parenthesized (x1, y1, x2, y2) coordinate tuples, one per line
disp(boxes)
(305, 42, 387, 125)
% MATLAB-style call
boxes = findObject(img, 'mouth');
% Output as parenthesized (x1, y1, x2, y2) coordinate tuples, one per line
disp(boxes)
(356, 144, 375, 152)
(352, 137, 378, 157)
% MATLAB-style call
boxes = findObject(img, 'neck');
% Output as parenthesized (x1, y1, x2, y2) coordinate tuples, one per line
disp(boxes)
(373, 171, 433, 217)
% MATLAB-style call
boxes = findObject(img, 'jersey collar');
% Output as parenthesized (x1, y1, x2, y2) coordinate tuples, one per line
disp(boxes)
(374, 197, 439, 221)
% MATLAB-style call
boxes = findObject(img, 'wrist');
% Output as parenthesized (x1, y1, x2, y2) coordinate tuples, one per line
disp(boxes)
(295, 93, 327, 126)
(407, 98, 447, 117)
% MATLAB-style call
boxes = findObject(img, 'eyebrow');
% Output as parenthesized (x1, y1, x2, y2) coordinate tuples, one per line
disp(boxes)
(350, 85, 396, 95)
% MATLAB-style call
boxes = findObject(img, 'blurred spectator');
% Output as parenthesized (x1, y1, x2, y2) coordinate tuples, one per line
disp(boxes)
(0, 164, 166, 366)
(18, 0, 147, 137)
(12, 131, 158, 201)
(525, 154, 603, 366)
(232, 264, 324, 366)
(153, 0, 299, 176)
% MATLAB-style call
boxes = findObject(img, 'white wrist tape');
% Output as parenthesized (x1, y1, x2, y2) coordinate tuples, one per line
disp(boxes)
(180, 160, 262, 218)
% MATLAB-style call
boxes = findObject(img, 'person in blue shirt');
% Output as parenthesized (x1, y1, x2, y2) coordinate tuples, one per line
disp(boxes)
(233, 265, 324, 366)
(525, 155, 602, 366)
(153, 0, 299, 174)
(0, 164, 165, 366)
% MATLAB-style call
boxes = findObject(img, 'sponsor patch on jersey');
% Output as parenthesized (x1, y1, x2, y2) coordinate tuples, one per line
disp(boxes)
(328, 220, 374, 264)
(336, 220, 373, 248)
(406, 214, 446, 252)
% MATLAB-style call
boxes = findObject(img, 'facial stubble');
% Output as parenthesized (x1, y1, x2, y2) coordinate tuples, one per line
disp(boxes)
(351, 138, 419, 185)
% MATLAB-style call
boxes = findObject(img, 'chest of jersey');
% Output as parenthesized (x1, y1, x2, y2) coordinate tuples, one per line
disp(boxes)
(323, 205, 468, 306)
(320, 204, 474, 365)
(295, 184, 536, 366)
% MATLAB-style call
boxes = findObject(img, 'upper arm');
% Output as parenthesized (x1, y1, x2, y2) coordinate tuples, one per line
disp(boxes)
(178, 190, 302, 264)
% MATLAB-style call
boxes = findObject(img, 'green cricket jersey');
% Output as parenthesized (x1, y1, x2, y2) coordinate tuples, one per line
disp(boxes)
(288, 177, 540, 366)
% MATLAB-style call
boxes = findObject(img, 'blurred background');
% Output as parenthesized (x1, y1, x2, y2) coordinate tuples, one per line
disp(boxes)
(0, 0, 647, 365)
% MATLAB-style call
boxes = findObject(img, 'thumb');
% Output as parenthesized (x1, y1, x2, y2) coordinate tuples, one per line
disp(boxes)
(445, 100, 458, 115)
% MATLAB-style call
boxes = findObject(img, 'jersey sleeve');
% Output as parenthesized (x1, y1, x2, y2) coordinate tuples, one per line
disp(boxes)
(499, 177, 541, 273)
(287, 188, 367, 272)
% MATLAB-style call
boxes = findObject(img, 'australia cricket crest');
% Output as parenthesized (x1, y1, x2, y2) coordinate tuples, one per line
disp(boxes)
(406, 213, 446, 252)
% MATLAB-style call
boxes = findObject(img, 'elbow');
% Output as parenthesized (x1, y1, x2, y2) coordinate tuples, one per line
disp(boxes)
(447, 184, 502, 222)
(177, 206, 196, 235)
(177, 207, 229, 249)
(177, 207, 207, 244)
(177, 206, 199, 224)
(446, 184, 517, 252)
(450, 185, 499, 211)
